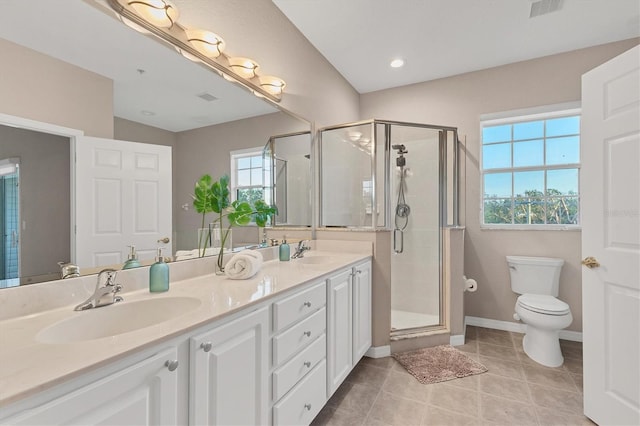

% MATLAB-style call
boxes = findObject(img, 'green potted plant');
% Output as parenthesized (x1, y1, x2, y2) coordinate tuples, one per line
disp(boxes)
(193, 174, 277, 272)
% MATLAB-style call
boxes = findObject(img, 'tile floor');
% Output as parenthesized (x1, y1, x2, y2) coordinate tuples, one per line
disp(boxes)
(312, 326, 594, 426)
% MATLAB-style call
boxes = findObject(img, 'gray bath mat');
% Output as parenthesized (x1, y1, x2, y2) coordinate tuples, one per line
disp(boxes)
(392, 345, 488, 385)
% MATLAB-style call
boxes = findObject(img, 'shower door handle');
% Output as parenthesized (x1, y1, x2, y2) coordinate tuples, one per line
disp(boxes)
(393, 229, 404, 253)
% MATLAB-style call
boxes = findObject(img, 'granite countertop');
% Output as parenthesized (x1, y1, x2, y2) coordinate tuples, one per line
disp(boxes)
(0, 245, 371, 408)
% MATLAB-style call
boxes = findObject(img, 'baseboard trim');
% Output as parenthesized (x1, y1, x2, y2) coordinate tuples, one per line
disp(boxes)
(450, 334, 465, 346)
(465, 316, 583, 342)
(365, 345, 391, 358)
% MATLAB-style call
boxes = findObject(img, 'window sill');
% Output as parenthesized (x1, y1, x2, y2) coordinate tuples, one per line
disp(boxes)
(480, 225, 581, 231)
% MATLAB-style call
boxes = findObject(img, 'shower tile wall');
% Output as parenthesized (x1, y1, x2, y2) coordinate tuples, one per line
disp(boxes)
(391, 135, 440, 323)
(2, 176, 19, 279)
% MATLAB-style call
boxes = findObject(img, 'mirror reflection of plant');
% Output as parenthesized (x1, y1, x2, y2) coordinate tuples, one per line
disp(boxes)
(193, 174, 277, 270)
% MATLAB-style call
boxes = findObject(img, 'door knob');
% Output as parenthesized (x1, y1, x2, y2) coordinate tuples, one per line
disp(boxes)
(581, 256, 600, 269)
(158, 237, 170, 244)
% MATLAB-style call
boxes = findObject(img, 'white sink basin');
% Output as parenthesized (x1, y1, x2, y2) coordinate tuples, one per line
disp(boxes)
(37, 296, 201, 344)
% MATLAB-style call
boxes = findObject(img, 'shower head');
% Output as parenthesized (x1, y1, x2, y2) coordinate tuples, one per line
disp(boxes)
(392, 144, 408, 155)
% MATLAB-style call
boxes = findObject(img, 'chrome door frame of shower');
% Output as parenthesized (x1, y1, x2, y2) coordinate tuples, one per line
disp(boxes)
(317, 119, 459, 230)
(318, 119, 460, 336)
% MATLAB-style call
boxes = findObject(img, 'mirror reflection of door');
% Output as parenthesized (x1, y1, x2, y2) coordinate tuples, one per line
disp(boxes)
(0, 158, 19, 288)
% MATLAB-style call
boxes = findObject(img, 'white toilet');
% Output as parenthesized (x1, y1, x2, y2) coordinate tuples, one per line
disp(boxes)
(507, 255, 572, 367)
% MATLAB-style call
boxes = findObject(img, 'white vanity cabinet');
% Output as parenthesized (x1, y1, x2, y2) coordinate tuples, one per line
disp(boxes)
(189, 306, 269, 426)
(2, 346, 181, 425)
(271, 281, 327, 425)
(327, 260, 372, 396)
(0, 253, 373, 426)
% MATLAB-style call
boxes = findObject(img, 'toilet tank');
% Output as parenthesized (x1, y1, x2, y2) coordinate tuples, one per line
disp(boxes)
(506, 256, 564, 296)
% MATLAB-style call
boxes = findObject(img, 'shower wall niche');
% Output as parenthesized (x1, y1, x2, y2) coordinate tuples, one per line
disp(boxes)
(319, 120, 459, 335)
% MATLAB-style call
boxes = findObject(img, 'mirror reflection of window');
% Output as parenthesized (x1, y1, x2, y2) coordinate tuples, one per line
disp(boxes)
(230, 148, 266, 221)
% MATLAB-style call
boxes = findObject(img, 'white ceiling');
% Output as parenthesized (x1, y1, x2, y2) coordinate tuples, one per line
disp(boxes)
(273, 0, 640, 93)
(0, 1, 637, 132)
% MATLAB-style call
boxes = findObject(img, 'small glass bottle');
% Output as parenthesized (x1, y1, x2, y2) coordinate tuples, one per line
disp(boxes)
(149, 248, 169, 292)
(123, 245, 141, 269)
(279, 236, 290, 261)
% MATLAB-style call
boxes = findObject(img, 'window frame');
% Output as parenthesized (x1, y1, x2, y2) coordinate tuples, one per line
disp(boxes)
(479, 106, 582, 230)
(229, 147, 266, 225)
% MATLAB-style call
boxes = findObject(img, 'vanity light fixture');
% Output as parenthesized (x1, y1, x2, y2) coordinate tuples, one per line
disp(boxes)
(127, 0, 178, 28)
(106, 0, 286, 102)
(185, 29, 225, 58)
(228, 57, 260, 79)
(258, 76, 286, 96)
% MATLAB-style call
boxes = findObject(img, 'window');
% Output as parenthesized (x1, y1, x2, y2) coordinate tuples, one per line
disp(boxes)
(481, 109, 580, 227)
(230, 148, 265, 207)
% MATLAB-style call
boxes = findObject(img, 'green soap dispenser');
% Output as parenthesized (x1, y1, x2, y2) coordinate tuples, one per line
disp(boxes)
(123, 245, 141, 269)
(279, 236, 290, 261)
(149, 248, 169, 293)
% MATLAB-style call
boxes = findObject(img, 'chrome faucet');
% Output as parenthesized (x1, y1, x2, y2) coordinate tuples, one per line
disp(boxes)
(74, 268, 123, 311)
(291, 240, 311, 259)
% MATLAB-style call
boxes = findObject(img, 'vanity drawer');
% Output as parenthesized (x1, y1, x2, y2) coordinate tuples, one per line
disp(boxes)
(273, 307, 326, 366)
(273, 281, 326, 332)
(273, 334, 326, 401)
(273, 359, 326, 426)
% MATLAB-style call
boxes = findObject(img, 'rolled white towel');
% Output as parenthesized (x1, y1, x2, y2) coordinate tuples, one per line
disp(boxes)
(224, 250, 263, 280)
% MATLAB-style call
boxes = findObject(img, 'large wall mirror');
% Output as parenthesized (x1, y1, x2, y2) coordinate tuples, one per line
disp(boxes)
(0, 1, 311, 287)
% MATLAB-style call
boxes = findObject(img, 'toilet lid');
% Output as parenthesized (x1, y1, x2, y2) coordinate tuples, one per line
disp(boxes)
(517, 294, 570, 315)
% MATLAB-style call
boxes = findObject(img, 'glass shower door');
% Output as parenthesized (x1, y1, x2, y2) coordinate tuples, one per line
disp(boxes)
(388, 125, 442, 332)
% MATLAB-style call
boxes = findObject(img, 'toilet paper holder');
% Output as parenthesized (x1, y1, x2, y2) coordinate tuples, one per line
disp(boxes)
(463, 275, 478, 292)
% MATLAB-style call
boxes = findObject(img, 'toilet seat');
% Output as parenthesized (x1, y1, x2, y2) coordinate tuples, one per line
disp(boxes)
(517, 294, 570, 316)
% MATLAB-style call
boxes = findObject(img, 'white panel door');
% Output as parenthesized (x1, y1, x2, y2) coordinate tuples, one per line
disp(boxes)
(5, 347, 179, 425)
(352, 260, 372, 364)
(189, 307, 269, 426)
(75, 137, 172, 268)
(581, 45, 640, 426)
(327, 268, 353, 396)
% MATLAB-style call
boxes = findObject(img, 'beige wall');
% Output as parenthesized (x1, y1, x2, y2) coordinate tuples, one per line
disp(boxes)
(360, 38, 639, 332)
(0, 126, 70, 280)
(0, 38, 113, 138)
(195, 0, 360, 127)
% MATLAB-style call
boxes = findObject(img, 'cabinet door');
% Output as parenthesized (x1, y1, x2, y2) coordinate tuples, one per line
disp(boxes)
(326, 268, 353, 396)
(189, 307, 269, 426)
(352, 260, 372, 364)
(5, 347, 179, 425)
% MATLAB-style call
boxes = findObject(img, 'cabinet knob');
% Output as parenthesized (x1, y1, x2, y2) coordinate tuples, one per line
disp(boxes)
(304, 361, 311, 368)
(356, 269, 362, 274)
(303, 301, 312, 307)
(201, 342, 212, 352)
(165, 360, 179, 371)
(303, 331, 311, 337)
(304, 403, 312, 411)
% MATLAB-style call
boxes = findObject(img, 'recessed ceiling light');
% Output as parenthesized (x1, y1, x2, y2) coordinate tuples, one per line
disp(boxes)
(390, 58, 405, 68)
(141, 110, 156, 116)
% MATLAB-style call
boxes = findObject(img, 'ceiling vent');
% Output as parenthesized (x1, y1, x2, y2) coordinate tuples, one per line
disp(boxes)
(197, 92, 218, 102)
(530, 0, 564, 18)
